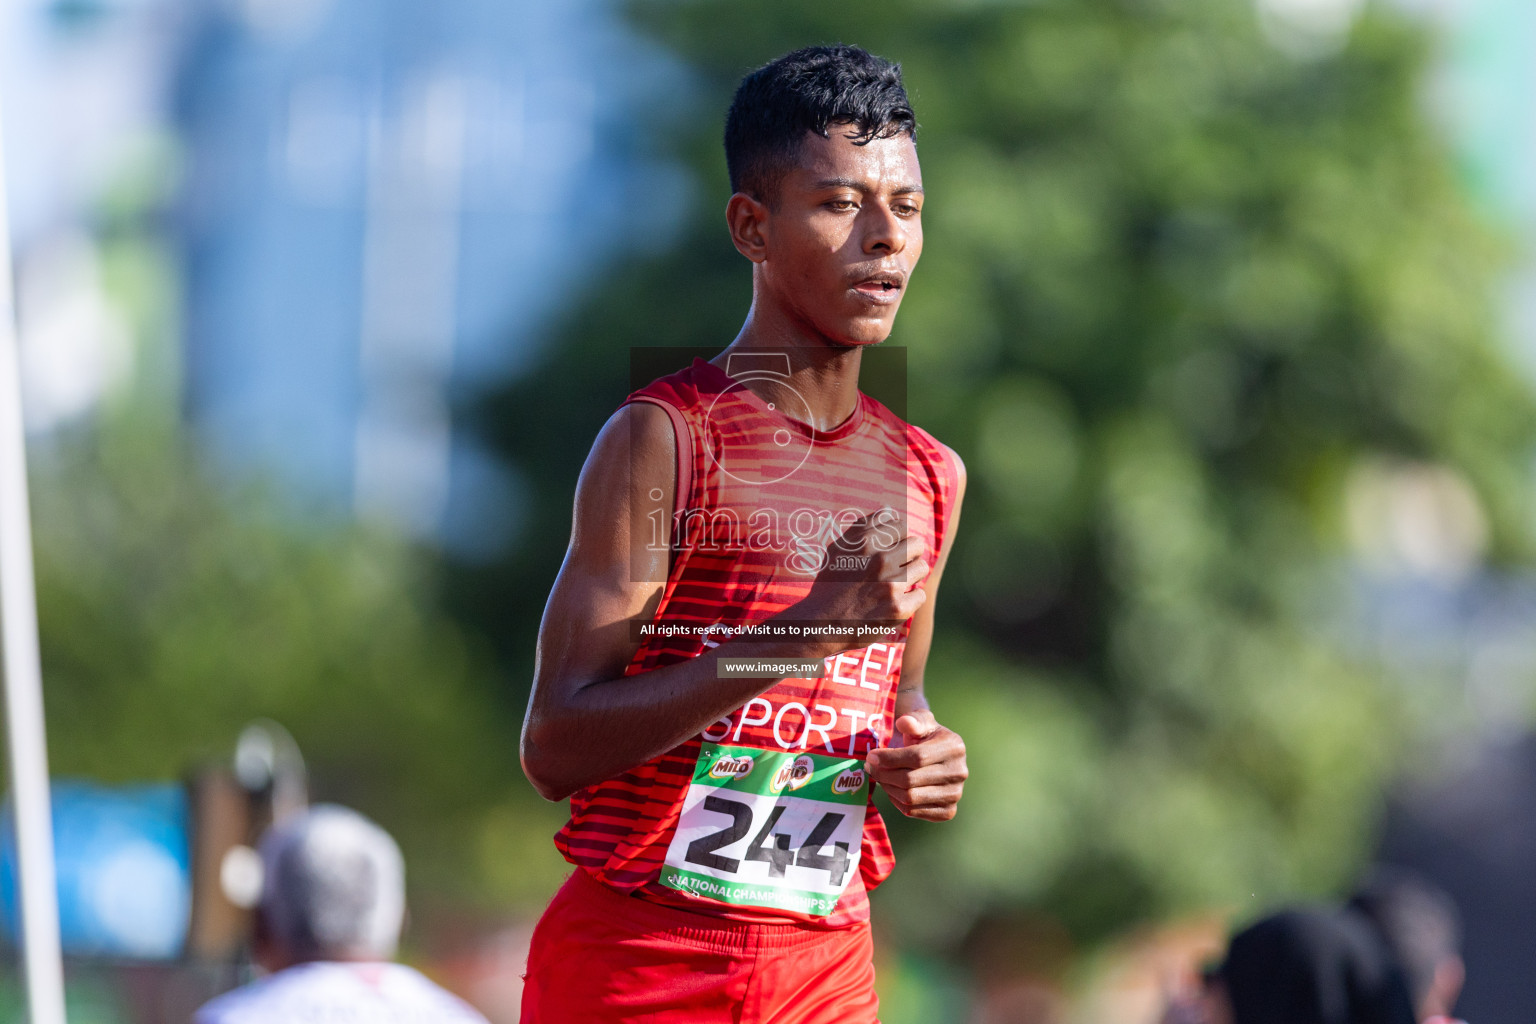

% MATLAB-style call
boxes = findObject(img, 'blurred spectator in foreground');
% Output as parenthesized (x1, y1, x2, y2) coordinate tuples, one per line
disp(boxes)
(1162, 908, 1416, 1024)
(1348, 868, 1466, 1024)
(192, 805, 488, 1024)
(1374, 735, 1536, 1018)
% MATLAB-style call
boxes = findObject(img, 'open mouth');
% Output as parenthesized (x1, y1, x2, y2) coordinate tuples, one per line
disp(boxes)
(852, 274, 905, 301)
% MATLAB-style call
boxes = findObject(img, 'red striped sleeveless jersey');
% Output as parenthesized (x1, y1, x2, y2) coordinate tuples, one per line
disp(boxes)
(553, 356, 960, 928)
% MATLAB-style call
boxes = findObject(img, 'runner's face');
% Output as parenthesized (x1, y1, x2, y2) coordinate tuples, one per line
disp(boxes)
(758, 127, 923, 346)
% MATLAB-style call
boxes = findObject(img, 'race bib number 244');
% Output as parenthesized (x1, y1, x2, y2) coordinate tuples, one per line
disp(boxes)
(660, 744, 869, 917)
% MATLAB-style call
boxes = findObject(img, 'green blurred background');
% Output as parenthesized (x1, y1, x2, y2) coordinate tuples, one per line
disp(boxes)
(7, 0, 1536, 1021)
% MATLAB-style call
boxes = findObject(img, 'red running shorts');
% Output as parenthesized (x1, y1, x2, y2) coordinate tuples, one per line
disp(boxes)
(519, 869, 880, 1023)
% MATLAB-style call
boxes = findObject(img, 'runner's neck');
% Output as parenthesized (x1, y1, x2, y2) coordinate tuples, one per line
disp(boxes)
(710, 341, 863, 434)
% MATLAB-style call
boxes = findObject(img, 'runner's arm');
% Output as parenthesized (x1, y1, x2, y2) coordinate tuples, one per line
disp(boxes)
(521, 403, 923, 801)
(894, 445, 966, 712)
(867, 446, 969, 820)
(522, 403, 764, 800)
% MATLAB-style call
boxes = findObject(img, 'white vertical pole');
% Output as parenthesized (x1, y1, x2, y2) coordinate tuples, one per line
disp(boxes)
(0, 61, 68, 1024)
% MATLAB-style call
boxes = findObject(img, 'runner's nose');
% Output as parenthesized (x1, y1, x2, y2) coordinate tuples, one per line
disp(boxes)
(861, 201, 906, 257)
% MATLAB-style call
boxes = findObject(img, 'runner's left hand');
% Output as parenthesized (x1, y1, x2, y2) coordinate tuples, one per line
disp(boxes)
(865, 710, 967, 821)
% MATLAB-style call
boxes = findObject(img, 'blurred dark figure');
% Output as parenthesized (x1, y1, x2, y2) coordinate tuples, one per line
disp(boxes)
(1163, 908, 1417, 1024)
(192, 804, 488, 1024)
(1375, 734, 1536, 1019)
(1347, 868, 1465, 1023)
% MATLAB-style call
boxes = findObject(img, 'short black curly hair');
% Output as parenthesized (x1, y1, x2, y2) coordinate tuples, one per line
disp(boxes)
(725, 45, 916, 201)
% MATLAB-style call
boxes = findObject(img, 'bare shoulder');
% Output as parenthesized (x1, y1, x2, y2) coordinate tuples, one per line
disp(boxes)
(617, 398, 676, 460)
(581, 400, 675, 483)
(568, 400, 676, 568)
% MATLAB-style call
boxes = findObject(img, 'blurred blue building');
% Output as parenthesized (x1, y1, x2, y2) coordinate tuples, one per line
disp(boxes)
(0, 782, 189, 960)
(168, 0, 675, 552)
(3, 0, 676, 551)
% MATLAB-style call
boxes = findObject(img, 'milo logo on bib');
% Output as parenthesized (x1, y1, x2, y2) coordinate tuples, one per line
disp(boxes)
(770, 755, 815, 793)
(708, 754, 755, 779)
(661, 743, 870, 917)
(831, 767, 865, 795)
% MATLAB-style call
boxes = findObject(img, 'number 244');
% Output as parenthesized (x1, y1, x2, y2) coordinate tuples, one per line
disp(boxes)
(686, 795, 851, 886)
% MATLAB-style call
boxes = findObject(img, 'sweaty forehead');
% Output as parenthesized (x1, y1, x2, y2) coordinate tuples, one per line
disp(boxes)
(788, 129, 922, 192)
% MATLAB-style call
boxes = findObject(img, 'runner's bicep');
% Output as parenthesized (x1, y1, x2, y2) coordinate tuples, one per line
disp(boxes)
(532, 404, 675, 701)
(534, 559, 660, 696)
(566, 402, 675, 584)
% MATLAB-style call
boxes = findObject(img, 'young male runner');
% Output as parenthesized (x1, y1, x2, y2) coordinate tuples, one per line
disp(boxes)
(519, 45, 968, 1023)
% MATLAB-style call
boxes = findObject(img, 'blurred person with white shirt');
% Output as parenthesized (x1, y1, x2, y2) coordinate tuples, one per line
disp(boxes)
(193, 804, 488, 1024)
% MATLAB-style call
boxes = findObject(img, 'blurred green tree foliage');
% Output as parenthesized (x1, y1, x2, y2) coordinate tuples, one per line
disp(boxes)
(26, 418, 568, 913)
(17, 143, 574, 919)
(458, 0, 1536, 950)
